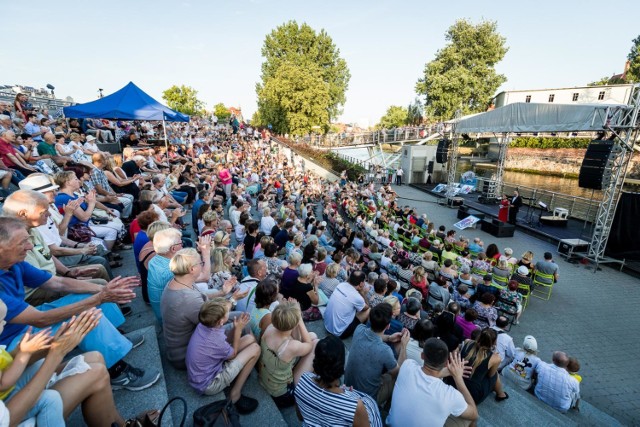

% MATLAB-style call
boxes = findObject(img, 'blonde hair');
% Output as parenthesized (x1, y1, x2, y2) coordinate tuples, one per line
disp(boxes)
(324, 263, 339, 278)
(53, 171, 76, 189)
(271, 301, 301, 332)
(153, 228, 182, 254)
(198, 297, 229, 327)
(383, 295, 400, 312)
(213, 231, 229, 245)
(146, 221, 172, 241)
(521, 251, 534, 261)
(423, 251, 433, 261)
(293, 233, 304, 246)
(169, 248, 201, 276)
(497, 257, 509, 270)
(212, 247, 231, 273)
(288, 252, 302, 266)
(202, 210, 218, 224)
(262, 207, 270, 216)
(412, 266, 425, 282)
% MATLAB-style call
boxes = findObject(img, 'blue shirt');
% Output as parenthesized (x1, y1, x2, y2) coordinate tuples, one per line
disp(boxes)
(133, 231, 149, 269)
(54, 193, 87, 227)
(0, 262, 52, 345)
(147, 255, 173, 322)
(191, 199, 205, 231)
(25, 121, 43, 141)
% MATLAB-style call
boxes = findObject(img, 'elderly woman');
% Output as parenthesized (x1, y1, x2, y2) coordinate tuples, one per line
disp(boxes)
(282, 263, 320, 321)
(53, 171, 121, 251)
(492, 257, 512, 287)
(265, 243, 287, 276)
(318, 262, 340, 299)
(160, 247, 243, 369)
(208, 246, 242, 292)
(497, 280, 524, 324)
(472, 293, 498, 328)
(259, 302, 319, 408)
(517, 251, 535, 275)
(294, 335, 382, 426)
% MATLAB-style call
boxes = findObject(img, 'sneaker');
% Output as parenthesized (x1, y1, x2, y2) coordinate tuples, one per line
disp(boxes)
(128, 333, 145, 349)
(234, 395, 258, 415)
(111, 364, 160, 391)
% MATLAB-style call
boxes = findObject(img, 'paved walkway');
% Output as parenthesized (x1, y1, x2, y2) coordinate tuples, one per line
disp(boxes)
(391, 184, 640, 425)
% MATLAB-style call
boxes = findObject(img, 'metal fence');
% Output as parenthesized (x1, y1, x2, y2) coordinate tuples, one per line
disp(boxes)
(301, 125, 444, 147)
(471, 175, 601, 222)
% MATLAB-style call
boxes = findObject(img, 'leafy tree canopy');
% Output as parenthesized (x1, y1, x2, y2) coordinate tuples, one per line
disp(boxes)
(162, 85, 204, 116)
(376, 106, 408, 129)
(627, 34, 640, 83)
(256, 21, 350, 135)
(416, 19, 508, 121)
(213, 103, 231, 122)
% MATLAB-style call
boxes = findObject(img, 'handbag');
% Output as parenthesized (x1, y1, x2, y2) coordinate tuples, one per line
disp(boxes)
(121, 396, 187, 427)
(193, 399, 241, 427)
(68, 223, 96, 244)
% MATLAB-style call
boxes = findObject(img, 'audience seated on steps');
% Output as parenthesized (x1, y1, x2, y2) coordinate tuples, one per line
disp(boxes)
(0, 217, 160, 394)
(186, 298, 260, 415)
(344, 303, 410, 408)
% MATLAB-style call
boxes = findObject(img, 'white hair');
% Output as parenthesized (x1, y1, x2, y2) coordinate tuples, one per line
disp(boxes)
(153, 228, 182, 254)
(298, 263, 313, 277)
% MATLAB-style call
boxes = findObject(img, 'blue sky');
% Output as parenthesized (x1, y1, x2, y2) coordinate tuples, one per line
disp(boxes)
(4, 0, 639, 127)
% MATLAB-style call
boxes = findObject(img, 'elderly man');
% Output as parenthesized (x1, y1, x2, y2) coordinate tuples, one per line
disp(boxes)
(90, 152, 134, 218)
(324, 270, 371, 339)
(0, 216, 160, 391)
(0, 114, 12, 133)
(147, 229, 211, 322)
(18, 175, 114, 269)
(0, 130, 38, 178)
(534, 351, 580, 413)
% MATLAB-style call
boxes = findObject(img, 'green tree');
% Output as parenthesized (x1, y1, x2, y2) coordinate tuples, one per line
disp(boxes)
(588, 76, 613, 86)
(627, 35, 640, 83)
(256, 21, 350, 135)
(376, 106, 408, 129)
(416, 19, 508, 121)
(162, 85, 204, 116)
(406, 98, 424, 126)
(213, 103, 231, 122)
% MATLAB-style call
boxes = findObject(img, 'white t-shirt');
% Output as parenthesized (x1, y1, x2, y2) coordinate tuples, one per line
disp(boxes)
(388, 360, 468, 427)
(324, 282, 365, 336)
(259, 215, 276, 235)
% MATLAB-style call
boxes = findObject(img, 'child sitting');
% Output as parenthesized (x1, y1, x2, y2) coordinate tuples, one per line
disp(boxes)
(185, 298, 260, 414)
(567, 357, 582, 383)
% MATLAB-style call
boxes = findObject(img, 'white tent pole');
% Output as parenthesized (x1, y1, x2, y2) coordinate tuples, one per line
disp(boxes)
(163, 118, 169, 160)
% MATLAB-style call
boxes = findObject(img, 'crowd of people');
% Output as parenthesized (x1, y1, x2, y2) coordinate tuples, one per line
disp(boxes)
(0, 100, 581, 426)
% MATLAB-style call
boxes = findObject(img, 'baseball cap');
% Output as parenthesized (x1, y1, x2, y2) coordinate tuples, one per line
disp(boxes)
(523, 335, 538, 352)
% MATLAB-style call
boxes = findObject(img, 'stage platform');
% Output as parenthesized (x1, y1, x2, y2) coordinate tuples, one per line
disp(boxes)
(410, 183, 594, 245)
(410, 183, 640, 277)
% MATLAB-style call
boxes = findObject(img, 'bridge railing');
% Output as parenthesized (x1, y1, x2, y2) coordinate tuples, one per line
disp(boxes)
(302, 126, 440, 147)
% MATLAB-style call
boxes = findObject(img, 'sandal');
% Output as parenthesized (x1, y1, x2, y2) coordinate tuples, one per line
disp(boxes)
(495, 392, 509, 402)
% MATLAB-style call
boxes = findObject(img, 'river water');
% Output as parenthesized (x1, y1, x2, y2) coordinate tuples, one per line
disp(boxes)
(338, 147, 613, 199)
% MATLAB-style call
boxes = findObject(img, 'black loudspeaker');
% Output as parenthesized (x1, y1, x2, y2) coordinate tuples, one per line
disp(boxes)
(427, 161, 434, 174)
(481, 220, 515, 238)
(436, 139, 451, 164)
(578, 140, 616, 190)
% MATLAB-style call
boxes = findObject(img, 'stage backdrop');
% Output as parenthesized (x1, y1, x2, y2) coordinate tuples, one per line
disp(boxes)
(606, 192, 640, 261)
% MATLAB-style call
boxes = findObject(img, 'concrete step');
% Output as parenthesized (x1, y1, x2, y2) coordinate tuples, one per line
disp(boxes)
(478, 374, 623, 427)
(67, 325, 172, 426)
(157, 329, 288, 427)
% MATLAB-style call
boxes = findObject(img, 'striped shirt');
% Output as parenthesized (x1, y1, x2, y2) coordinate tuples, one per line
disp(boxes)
(295, 372, 382, 427)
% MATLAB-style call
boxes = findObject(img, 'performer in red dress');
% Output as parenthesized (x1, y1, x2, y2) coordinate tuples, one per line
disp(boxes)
(498, 194, 510, 222)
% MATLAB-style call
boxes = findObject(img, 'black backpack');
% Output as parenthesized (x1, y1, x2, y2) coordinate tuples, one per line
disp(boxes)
(193, 399, 241, 427)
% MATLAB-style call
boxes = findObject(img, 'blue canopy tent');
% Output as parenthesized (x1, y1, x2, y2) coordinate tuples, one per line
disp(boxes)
(63, 81, 189, 153)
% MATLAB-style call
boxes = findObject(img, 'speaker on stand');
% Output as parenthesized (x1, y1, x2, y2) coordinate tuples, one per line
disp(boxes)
(578, 140, 620, 190)
(436, 139, 451, 164)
